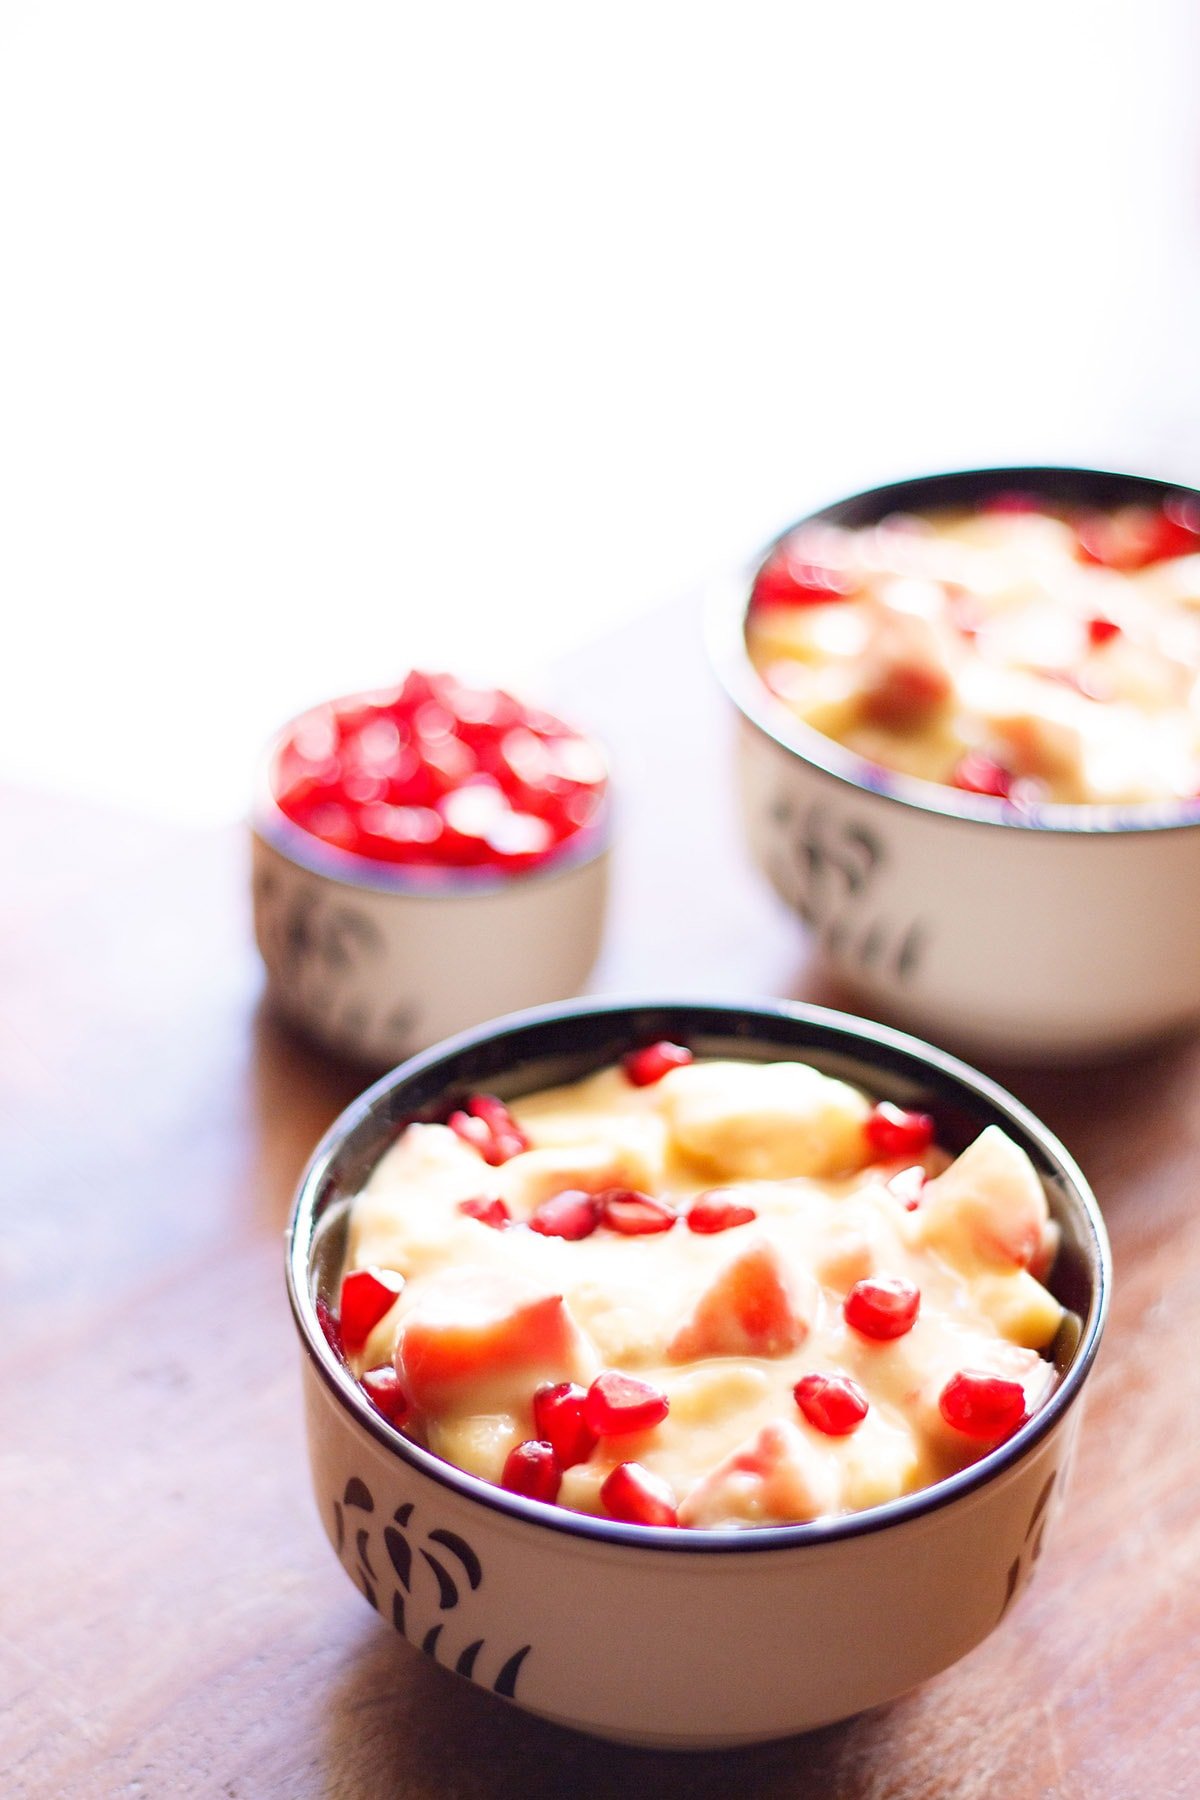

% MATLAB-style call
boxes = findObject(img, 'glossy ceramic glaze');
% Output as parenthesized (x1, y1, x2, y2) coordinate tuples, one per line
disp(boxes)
(709, 466, 1200, 1062)
(251, 772, 609, 1068)
(286, 998, 1109, 1748)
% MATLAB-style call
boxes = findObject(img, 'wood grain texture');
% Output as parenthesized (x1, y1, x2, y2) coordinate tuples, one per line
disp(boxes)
(4, 602, 1200, 1797)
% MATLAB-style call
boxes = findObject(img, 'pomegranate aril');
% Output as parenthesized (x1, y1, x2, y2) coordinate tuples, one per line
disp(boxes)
(447, 1110, 494, 1157)
(457, 1196, 512, 1229)
(339, 1266, 406, 1355)
(844, 1274, 920, 1341)
(622, 1041, 694, 1087)
(751, 542, 857, 611)
(600, 1462, 678, 1528)
(1086, 616, 1122, 647)
(289, 800, 360, 853)
(865, 1102, 935, 1159)
(466, 1093, 529, 1147)
(396, 669, 443, 715)
(794, 1372, 869, 1436)
(584, 1370, 670, 1437)
(529, 1189, 601, 1240)
(951, 753, 1013, 799)
(501, 1440, 562, 1504)
(450, 1094, 530, 1166)
(939, 1370, 1026, 1440)
(533, 1381, 598, 1468)
(686, 1192, 758, 1234)
(597, 1188, 678, 1235)
(360, 1365, 412, 1427)
(355, 802, 444, 863)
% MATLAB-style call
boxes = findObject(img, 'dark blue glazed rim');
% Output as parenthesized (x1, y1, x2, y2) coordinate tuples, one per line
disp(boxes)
(286, 996, 1110, 1553)
(708, 463, 1200, 838)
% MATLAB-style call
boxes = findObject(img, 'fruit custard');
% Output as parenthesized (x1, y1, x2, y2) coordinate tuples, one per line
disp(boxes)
(746, 490, 1200, 806)
(330, 1043, 1065, 1530)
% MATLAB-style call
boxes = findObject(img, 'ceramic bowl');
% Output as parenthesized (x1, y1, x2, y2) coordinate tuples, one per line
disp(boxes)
(285, 996, 1109, 1750)
(250, 694, 610, 1068)
(708, 465, 1200, 1062)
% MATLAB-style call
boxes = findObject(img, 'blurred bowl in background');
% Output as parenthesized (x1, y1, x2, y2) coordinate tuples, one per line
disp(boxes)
(709, 465, 1200, 1062)
(251, 672, 610, 1067)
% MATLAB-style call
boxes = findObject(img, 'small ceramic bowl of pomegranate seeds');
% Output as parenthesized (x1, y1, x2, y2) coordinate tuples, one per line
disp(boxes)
(286, 997, 1108, 1749)
(710, 465, 1200, 1061)
(251, 671, 610, 1066)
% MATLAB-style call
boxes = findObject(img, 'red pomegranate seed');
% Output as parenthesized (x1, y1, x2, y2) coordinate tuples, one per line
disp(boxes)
(794, 1372, 869, 1436)
(844, 1275, 920, 1341)
(456, 1196, 512, 1229)
(1087, 616, 1122, 647)
(622, 1041, 694, 1087)
(467, 1093, 528, 1150)
(339, 1267, 406, 1355)
(533, 1381, 598, 1467)
(501, 1440, 562, 1504)
(686, 1192, 758, 1234)
(950, 753, 1013, 799)
(600, 1461, 678, 1527)
(447, 1110, 493, 1157)
(529, 1189, 601, 1240)
(865, 1103, 935, 1159)
(360, 1365, 412, 1427)
(750, 544, 857, 611)
(597, 1188, 678, 1235)
(448, 1094, 529, 1166)
(938, 1370, 1027, 1440)
(584, 1371, 670, 1437)
(885, 1165, 926, 1210)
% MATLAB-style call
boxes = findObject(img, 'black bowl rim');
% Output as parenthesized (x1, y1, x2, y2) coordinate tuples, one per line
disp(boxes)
(252, 685, 612, 898)
(708, 462, 1200, 839)
(285, 995, 1111, 1554)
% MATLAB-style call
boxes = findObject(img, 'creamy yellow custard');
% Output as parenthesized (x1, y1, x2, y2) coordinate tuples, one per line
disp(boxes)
(746, 497, 1200, 806)
(336, 1051, 1065, 1530)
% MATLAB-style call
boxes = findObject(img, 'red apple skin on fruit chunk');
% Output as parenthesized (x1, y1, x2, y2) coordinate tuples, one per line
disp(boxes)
(668, 1241, 814, 1362)
(678, 1419, 838, 1528)
(395, 1269, 592, 1417)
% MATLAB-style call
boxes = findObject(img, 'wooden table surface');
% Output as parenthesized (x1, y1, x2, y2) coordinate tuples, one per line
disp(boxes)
(5, 602, 1200, 1798)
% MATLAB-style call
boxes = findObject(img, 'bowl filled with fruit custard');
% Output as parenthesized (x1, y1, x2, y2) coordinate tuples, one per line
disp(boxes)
(251, 670, 610, 1067)
(288, 998, 1108, 1747)
(711, 467, 1200, 1060)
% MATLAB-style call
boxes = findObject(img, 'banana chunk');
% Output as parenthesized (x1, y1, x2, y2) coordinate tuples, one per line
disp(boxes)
(659, 1060, 872, 1180)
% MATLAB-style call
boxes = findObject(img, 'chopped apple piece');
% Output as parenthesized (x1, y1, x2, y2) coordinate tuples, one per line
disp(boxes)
(972, 1269, 1064, 1350)
(669, 1240, 815, 1361)
(678, 1420, 839, 1527)
(395, 1268, 593, 1417)
(916, 1126, 1050, 1271)
(659, 1060, 872, 1180)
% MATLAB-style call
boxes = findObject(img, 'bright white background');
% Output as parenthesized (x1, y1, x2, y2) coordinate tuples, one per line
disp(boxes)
(2, 1, 1199, 822)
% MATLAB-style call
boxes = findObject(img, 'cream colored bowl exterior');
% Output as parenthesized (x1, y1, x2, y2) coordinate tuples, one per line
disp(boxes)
(738, 718, 1200, 1062)
(302, 1349, 1083, 1750)
(251, 829, 609, 1067)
